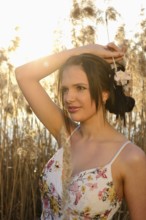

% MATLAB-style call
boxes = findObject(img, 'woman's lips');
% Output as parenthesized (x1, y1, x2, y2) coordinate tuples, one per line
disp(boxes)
(67, 106, 80, 113)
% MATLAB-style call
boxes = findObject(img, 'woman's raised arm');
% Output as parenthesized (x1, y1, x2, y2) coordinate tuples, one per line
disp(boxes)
(15, 43, 124, 142)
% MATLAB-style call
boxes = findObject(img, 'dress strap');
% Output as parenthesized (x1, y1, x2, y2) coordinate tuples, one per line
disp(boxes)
(66, 125, 80, 142)
(109, 140, 131, 165)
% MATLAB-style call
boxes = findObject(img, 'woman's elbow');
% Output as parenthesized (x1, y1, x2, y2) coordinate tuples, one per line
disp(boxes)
(15, 65, 29, 82)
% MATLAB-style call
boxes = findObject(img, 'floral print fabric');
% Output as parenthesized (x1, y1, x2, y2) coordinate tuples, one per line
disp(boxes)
(39, 145, 124, 220)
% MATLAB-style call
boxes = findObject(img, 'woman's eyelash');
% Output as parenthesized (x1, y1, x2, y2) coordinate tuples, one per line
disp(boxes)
(61, 85, 87, 93)
(76, 86, 86, 90)
(61, 87, 68, 93)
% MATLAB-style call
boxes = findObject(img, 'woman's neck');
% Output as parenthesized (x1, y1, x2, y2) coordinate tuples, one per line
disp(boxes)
(79, 115, 111, 140)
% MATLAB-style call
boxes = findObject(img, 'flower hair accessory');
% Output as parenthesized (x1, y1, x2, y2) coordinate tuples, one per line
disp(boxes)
(111, 58, 131, 91)
(114, 69, 131, 86)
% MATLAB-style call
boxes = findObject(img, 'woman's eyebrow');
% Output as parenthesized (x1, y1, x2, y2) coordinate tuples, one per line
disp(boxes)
(73, 83, 88, 86)
(61, 83, 88, 87)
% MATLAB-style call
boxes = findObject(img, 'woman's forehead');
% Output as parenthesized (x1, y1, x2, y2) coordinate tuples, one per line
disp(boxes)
(61, 65, 88, 85)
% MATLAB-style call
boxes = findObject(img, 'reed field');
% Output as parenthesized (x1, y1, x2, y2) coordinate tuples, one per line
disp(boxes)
(0, 41, 146, 220)
(0, 3, 146, 220)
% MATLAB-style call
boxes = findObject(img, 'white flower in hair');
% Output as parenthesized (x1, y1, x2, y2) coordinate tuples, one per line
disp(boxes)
(114, 70, 131, 86)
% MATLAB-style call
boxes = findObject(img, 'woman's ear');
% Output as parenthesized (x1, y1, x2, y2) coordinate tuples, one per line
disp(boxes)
(102, 91, 109, 104)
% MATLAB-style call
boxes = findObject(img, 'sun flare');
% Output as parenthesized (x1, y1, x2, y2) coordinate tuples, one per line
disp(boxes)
(0, 0, 72, 66)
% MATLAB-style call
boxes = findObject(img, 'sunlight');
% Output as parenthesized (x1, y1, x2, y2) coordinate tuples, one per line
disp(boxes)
(0, 0, 72, 66)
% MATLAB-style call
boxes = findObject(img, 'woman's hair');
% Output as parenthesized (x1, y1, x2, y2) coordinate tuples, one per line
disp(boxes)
(58, 53, 135, 127)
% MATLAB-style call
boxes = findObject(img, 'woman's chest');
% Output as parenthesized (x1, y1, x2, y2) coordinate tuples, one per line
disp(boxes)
(71, 141, 114, 176)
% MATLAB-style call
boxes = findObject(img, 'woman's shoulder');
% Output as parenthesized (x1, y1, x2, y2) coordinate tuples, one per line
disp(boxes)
(124, 142, 145, 159)
(113, 128, 146, 162)
(121, 141, 146, 171)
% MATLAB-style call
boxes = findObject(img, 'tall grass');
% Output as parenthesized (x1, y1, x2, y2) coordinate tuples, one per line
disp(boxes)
(0, 57, 57, 219)
(0, 36, 146, 220)
(0, 68, 145, 220)
(0, 109, 57, 220)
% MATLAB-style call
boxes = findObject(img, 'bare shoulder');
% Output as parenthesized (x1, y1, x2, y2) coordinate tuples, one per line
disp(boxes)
(121, 142, 146, 170)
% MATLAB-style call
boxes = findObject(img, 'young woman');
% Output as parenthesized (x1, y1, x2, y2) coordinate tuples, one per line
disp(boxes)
(15, 43, 146, 220)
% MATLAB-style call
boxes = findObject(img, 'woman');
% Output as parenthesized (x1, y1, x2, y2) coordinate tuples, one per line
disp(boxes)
(15, 43, 146, 220)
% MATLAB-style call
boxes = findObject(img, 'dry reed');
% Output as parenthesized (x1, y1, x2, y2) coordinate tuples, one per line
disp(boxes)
(1, 12, 146, 219)
(1, 56, 146, 220)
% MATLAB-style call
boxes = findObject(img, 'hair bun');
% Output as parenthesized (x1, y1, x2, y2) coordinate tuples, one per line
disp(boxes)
(125, 96, 135, 112)
(105, 85, 135, 124)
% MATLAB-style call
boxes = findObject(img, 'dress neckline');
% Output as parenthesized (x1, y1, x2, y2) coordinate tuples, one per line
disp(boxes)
(71, 140, 130, 178)
(64, 126, 130, 178)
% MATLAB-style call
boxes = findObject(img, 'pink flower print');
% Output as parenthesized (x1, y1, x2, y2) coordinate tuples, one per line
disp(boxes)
(104, 209, 112, 217)
(43, 194, 49, 208)
(69, 182, 82, 205)
(83, 216, 91, 220)
(74, 191, 82, 205)
(46, 159, 54, 170)
(50, 183, 56, 194)
(86, 183, 98, 191)
(96, 169, 107, 179)
(69, 182, 79, 193)
(98, 188, 106, 200)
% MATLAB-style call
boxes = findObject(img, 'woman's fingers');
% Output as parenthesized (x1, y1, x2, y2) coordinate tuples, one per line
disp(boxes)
(106, 42, 123, 52)
(102, 43, 124, 61)
(105, 57, 124, 63)
(84, 43, 124, 62)
(103, 50, 124, 60)
(106, 42, 125, 56)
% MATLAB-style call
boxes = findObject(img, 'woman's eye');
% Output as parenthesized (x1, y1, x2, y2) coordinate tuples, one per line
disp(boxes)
(77, 86, 86, 91)
(61, 88, 68, 94)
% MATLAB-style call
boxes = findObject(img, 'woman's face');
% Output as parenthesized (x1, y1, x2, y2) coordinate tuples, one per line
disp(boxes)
(61, 65, 98, 122)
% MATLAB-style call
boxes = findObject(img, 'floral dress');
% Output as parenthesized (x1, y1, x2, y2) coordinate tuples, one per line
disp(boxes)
(39, 140, 130, 220)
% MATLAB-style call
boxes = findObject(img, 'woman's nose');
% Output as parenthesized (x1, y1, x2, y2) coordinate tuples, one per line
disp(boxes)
(64, 89, 75, 103)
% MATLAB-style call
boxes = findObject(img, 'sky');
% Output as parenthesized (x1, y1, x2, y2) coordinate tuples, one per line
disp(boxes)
(0, 0, 72, 65)
(0, 0, 146, 66)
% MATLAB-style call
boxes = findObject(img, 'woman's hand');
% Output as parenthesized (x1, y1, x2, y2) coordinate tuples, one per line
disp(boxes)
(77, 42, 124, 63)
(105, 42, 125, 63)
